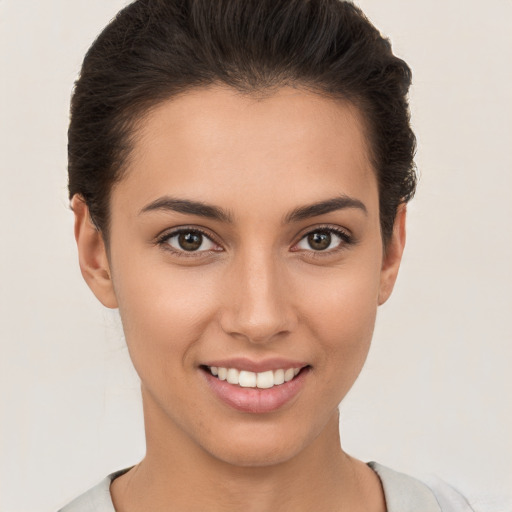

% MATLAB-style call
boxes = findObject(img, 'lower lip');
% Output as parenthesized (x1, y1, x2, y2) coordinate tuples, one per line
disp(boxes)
(202, 368, 309, 414)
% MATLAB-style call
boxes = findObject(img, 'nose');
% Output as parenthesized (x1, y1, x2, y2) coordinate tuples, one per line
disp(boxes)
(219, 249, 297, 344)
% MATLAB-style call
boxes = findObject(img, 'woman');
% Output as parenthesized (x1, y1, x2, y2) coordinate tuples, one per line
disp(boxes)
(60, 0, 472, 510)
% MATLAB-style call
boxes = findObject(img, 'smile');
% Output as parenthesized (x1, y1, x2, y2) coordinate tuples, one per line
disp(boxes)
(206, 366, 302, 389)
(201, 362, 310, 413)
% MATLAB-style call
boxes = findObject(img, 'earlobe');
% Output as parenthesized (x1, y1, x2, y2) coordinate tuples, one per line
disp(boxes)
(378, 204, 407, 306)
(71, 195, 118, 309)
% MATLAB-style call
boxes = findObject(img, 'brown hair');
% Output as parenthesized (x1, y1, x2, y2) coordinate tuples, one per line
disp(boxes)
(68, 0, 416, 244)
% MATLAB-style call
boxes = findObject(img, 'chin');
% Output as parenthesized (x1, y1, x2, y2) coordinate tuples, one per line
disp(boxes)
(198, 414, 333, 469)
(208, 437, 305, 468)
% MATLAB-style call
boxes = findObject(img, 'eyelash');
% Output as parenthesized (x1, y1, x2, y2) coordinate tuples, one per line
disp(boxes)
(293, 226, 354, 257)
(156, 227, 222, 258)
(155, 225, 354, 258)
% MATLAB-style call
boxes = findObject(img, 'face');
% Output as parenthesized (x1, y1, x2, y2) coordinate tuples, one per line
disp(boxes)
(75, 86, 405, 467)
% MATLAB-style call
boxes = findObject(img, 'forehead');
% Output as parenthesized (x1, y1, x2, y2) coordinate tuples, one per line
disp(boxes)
(115, 85, 377, 219)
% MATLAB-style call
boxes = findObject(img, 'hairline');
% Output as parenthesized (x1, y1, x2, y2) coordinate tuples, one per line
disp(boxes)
(93, 81, 391, 250)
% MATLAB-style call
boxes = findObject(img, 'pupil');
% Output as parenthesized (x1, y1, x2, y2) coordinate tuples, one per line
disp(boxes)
(179, 232, 202, 251)
(308, 231, 331, 251)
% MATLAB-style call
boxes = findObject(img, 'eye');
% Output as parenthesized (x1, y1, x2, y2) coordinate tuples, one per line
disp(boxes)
(294, 228, 351, 252)
(159, 229, 220, 254)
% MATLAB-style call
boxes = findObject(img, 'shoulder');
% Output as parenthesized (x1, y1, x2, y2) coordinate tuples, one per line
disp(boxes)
(57, 468, 130, 512)
(59, 464, 474, 512)
(368, 462, 475, 512)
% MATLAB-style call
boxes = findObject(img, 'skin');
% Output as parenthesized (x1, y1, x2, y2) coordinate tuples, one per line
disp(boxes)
(73, 85, 406, 511)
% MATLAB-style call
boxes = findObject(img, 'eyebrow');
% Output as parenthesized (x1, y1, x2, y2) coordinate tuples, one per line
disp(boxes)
(284, 195, 367, 223)
(139, 196, 233, 223)
(139, 194, 367, 223)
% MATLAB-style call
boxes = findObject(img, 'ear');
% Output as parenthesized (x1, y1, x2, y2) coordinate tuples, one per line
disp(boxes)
(378, 204, 407, 305)
(71, 195, 118, 309)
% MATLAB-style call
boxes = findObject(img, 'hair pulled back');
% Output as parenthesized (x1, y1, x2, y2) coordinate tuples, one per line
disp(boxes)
(68, 0, 416, 243)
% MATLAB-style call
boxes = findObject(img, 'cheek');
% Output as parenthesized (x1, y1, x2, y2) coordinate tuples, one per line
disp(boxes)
(302, 257, 380, 330)
(111, 258, 222, 372)
(298, 259, 381, 381)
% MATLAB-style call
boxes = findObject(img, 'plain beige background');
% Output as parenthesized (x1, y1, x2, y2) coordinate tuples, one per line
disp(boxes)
(0, 1, 511, 511)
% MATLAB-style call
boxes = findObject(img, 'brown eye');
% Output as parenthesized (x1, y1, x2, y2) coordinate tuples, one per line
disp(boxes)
(178, 232, 203, 251)
(163, 230, 218, 253)
(294, 228, 351, 253)
(307, 231, 332, 251)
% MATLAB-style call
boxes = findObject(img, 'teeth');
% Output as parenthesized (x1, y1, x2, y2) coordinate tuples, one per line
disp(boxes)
(239, 370, 257, 388)
(274, 369, 285, 385)
(207, 366, 303, 388)
(284, 368, 295, 382)
(256, 370, 274, 389)
(226, 368, 239, 385)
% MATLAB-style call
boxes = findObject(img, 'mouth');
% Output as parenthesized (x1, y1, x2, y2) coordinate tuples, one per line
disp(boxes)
(201, 365, 307, 389)
(200, 363, 311, 413)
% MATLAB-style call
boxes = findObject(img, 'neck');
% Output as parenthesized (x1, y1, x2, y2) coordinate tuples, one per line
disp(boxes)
(111, 389, 385, 512)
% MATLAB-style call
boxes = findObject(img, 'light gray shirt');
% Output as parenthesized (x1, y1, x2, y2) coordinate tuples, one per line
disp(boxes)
(59, 462, 474, 512)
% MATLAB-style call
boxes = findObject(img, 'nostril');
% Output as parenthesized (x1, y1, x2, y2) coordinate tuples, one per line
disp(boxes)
(218, 273, 297, 343)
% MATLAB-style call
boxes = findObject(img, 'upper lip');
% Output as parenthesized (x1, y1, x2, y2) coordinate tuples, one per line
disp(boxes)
(201, 357, 309, 373)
